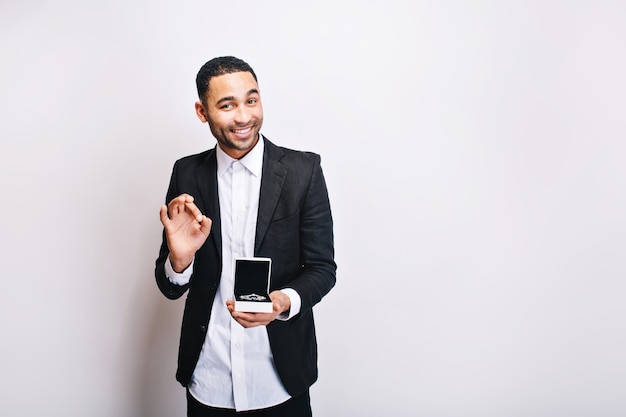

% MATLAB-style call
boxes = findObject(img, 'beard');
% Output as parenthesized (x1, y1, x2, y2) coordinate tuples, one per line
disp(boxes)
(209, 118, 263, 157)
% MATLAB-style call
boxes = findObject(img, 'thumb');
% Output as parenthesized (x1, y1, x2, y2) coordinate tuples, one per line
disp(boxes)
(159, 205, 170, 226)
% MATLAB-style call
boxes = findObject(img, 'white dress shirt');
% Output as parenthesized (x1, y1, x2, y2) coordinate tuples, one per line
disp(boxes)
(165, 137, 301, 411)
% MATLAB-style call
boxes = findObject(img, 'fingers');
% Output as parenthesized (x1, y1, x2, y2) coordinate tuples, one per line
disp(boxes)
(165, 194, 205, 221)
(166, 194, 191, 218)
(199, 215, 213, 236)
(184, 201, 204, 222)
(226, 300, 277, 328)
(232, 312, 274, 328)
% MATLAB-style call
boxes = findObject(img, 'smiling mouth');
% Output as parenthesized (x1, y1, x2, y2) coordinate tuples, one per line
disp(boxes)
(232, 127, 252, 135)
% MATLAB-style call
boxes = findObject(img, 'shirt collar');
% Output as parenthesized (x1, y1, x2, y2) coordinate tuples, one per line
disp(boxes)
(216, 135, 265, 177)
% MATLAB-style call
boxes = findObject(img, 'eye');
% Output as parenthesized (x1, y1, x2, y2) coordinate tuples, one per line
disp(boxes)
(247, 99, 257, 105)
(220, 103, 233, 110)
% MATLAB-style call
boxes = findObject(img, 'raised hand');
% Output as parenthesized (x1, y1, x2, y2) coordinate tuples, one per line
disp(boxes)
(159, 194, 212, 272)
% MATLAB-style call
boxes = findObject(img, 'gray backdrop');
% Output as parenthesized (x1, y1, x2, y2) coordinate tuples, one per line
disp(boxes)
(1, 1, 625, 416)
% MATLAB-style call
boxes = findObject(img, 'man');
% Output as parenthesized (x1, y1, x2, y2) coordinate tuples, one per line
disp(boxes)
(155, 56, 336, 416)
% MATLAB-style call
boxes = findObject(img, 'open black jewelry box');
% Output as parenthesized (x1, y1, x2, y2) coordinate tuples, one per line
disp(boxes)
(233, 257, 273, 313)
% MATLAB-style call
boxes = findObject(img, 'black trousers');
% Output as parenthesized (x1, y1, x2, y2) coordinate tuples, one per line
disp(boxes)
(187, 390, 312, 417)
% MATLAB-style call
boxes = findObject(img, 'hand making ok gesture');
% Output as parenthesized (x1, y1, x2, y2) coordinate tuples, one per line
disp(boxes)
(159, 194, 212, 272)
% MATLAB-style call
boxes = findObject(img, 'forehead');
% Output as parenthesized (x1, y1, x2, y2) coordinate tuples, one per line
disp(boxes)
(206, 71, 259, 101)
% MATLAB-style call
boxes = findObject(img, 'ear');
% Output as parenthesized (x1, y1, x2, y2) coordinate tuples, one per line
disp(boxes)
(195, 101, 208, 123)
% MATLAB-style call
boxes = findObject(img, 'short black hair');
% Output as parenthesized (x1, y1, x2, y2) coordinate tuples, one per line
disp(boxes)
(196, 56, 258, 102)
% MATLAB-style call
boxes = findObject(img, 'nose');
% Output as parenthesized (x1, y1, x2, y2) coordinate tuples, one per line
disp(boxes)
(233, 105, 250, 125)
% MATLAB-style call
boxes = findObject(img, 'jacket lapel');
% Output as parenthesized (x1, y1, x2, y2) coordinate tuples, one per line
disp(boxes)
(195, 148, 222, 260)
(255, 139, 287, 253)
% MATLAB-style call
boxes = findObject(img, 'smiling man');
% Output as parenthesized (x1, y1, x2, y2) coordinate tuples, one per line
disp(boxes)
(155, 56, 336, 417)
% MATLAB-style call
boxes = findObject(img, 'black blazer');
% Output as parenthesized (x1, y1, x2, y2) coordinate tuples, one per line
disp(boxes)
(155, 137, 336, 397)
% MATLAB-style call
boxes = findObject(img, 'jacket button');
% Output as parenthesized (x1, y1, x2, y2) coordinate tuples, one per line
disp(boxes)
(200, 325, 207, 332)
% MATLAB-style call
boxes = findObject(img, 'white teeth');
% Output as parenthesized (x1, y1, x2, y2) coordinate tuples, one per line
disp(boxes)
(233, 127, 251, 134)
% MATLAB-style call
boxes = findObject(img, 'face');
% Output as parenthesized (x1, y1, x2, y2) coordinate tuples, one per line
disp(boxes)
(195, 71, 264, 159)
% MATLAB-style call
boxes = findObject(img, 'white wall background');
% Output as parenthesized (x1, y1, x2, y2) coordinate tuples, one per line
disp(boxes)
(1, 1, 625, 416)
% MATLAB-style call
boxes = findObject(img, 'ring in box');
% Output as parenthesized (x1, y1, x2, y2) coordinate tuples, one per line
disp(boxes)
(234, 257, 273, 313)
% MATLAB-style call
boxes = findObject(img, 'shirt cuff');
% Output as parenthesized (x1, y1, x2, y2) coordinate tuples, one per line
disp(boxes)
(276, 288, 301, 321)
(165, 256, 194, 286)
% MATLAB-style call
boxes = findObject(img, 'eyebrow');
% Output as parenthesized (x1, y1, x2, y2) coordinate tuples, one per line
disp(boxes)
(215, 89, 259, 106)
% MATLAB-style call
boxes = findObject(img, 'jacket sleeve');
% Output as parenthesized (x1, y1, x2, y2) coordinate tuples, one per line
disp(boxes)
(286, 154, 337, 313)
